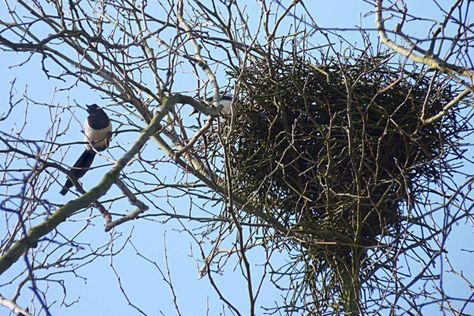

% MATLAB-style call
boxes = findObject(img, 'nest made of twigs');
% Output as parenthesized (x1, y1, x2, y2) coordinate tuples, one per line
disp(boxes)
(227, 55, 462, 257)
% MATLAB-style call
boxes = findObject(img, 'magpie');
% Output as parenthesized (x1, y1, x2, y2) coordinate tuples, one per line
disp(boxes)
(60, 104, 112, 195)
(192, 94, 233, 116)
(208, 94, 233, 116)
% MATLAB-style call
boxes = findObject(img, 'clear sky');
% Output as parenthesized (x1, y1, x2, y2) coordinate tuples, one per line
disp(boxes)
(0, 1, 472, 315)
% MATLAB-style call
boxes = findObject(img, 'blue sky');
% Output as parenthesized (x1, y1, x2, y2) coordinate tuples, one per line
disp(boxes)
(1, 1, 472, 315)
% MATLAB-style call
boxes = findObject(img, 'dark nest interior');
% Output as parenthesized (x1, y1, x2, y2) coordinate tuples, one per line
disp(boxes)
(226, 55, 466, 275)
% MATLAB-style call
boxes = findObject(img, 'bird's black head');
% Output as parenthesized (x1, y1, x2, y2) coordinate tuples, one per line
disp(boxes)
(86, 104, 101, 113)
(205, 94, 233, 102)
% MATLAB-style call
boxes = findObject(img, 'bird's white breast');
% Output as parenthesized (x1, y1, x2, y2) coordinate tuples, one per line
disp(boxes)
(220, 99, 232, 116)
(83, 119, 112, 151)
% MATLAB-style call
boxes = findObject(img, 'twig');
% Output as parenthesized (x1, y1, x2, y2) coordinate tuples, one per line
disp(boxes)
(422, 87, 472, 124)
(104, 178, 150, 232)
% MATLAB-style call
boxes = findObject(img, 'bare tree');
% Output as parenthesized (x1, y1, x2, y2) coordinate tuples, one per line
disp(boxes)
(0, 0, 472, 315)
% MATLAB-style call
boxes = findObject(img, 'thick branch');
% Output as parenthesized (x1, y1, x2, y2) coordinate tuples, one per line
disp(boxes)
(0, 294, 31, 316)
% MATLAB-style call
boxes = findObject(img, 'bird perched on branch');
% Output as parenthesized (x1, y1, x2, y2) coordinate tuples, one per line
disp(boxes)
(207, 94, 233, 116)
(60, 104, 112, 195)
(191, 94, 233, 116)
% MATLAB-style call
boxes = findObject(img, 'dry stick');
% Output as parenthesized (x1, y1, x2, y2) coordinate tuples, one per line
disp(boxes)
(0, 97, 176, 276)
(175, 118, 214, 158)
(422, 88, 472, 124)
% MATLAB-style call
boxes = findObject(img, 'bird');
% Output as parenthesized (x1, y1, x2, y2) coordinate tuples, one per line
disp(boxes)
(206, 94, 233, 116)
(60, 104, 112, 195)
(191, 94, 233, 116)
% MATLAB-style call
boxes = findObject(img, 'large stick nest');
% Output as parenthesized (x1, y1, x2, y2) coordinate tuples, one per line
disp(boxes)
(227, 55, 463, 254)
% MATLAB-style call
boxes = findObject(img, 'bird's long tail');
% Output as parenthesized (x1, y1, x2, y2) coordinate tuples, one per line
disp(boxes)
(60, 149, 96, 195)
